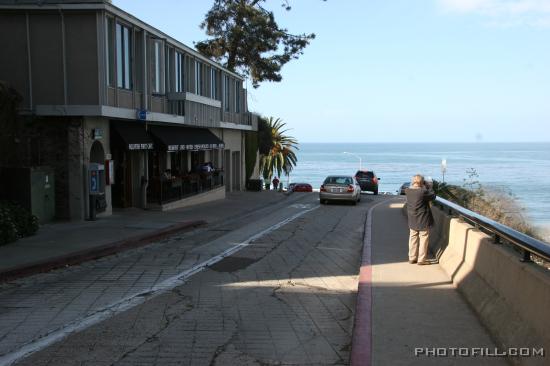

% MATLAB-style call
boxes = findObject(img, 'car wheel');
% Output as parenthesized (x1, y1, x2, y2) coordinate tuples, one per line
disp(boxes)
(358, 194, 361, 202)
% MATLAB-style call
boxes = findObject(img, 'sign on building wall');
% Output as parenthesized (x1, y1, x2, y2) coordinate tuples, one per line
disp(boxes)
(137, 110, 147, 121)
(92, 128, 103, 140)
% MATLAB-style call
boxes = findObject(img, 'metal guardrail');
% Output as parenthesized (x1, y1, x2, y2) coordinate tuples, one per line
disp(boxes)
(434, 197, 550, 263)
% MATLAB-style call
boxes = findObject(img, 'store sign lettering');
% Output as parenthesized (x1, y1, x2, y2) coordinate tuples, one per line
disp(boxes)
(129, 143, 153, 150)
(166, 143, 225, 151)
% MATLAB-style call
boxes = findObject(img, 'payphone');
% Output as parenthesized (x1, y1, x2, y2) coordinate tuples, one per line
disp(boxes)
(88, 163, 105, 220)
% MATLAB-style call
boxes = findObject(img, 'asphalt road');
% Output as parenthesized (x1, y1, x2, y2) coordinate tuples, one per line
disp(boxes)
(0, 192, 386, 366)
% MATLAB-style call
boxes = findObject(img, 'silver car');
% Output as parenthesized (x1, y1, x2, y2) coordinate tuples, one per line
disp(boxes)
(319, 175, 361, 205)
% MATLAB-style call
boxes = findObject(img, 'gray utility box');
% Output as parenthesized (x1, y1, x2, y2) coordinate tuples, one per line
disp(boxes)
(0, 166, 55, 223)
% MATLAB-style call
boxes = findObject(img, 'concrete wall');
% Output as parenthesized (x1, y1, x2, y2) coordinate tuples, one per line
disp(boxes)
(152, 186, 225, 211)
(0, 12, 30, 108)
(212, 128, 244, 192)
(64, 12, 100, 105)
(431, 206, 550, 366)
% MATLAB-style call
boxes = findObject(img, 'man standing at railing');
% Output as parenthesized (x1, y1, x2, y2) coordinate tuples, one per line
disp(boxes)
(405, 174, 436, 265)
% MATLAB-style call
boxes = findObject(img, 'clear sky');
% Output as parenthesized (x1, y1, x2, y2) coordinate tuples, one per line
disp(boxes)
(112, 0, 550, 143)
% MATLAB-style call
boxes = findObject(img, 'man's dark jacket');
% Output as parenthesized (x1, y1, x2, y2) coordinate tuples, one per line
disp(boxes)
(405, 187, 436, 230)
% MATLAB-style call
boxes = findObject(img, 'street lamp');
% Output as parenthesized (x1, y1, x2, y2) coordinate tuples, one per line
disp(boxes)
(343, 152, 362, 170)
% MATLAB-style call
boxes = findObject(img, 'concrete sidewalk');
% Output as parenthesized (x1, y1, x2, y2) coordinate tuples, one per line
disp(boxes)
(356, 198, 507, 365)
(0, 191, 294, 281)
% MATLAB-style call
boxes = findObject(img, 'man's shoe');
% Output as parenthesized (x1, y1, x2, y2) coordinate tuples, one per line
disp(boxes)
(417, 261, 431, 265)
(408, 259, 417, 264)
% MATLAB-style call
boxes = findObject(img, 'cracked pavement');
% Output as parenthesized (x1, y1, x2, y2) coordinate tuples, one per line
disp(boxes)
(1, 193, 382, 365)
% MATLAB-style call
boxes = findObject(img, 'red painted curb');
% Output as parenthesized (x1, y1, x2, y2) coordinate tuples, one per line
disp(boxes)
(350, 207, 376, 366)
(0, 220, 206, 283)
(351, 260, 373, 366)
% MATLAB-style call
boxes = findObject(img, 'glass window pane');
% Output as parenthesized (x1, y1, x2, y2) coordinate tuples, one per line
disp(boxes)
(154, 42, 160, 92)
(235, 82, 240, 112)
(175, 53, 180, 92)
(224, 75, 230, 111)
(195, 61, 200, 94)
(124, 26, 131, 89)
(116, 24, 123, 88)
(106, 18, 115, 87)
(211, 69, 216, 99)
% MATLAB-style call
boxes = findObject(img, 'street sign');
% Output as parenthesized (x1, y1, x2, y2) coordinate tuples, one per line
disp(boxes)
(137, 109, 147, 121)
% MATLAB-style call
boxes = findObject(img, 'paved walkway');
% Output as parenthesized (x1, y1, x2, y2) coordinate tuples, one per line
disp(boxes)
(356, 198, 507, 366)
(0, 191, 296, 278)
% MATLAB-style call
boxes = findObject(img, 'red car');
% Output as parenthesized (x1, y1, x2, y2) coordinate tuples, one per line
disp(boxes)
(291, 183, 313, 192)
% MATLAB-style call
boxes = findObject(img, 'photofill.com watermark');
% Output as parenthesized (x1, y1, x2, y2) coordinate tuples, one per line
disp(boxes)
(414, 347, 545, 358)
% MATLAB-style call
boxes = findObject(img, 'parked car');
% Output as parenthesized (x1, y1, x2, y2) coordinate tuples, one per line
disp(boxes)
(291, 183, 313, 192)
(355, 170, 379, 195)
(399, 182, 410, 195)
(319, 175, 361, 205)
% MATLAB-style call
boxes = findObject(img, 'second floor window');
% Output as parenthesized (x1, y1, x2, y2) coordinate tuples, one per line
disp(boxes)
(116, 23, 132, 89)
(152, 39, 165, 94)
(105, 17, 115, 87)
(194, 60, 203, 95)
(223, 75, 230, 111)
(175, 51, 184, 93)
(210, 68, 217, 99)
(235, 82, 240, 113)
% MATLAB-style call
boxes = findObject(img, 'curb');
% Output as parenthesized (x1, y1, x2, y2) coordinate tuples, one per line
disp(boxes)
(0, 220, 207, 283)
(350, 199, 391, 366)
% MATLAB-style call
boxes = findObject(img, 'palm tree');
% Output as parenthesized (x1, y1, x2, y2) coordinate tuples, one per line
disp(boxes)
(258, 117, 299, 187)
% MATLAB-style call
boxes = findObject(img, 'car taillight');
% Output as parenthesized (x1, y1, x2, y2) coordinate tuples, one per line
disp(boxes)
(320, 185, 326, 192)
(347, 185, 354, 192)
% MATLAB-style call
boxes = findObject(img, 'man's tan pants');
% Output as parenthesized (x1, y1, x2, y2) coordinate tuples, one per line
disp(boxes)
(408, 229, 429, 262)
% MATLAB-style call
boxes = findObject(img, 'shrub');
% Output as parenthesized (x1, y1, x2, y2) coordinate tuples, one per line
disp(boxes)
(434, 181, 540, 240)
(0, 201, 39, 245)
(0, 205, 18, 245)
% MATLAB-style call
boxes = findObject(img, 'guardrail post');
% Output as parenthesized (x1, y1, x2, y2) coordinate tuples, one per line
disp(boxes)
(520, 249, 531, 263)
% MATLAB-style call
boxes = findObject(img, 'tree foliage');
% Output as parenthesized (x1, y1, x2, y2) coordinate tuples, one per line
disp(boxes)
(258, 116, 298, 181)
(196, 0, 316, 87)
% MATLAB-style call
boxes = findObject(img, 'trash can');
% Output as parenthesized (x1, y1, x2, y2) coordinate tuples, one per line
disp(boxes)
(88, 195, 97, 221)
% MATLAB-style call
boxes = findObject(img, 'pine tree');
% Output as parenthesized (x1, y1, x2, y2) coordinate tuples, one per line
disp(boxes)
(196, 0, 317, 87)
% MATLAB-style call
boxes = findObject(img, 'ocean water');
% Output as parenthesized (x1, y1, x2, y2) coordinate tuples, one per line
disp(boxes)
(281, 143, 550, 230)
